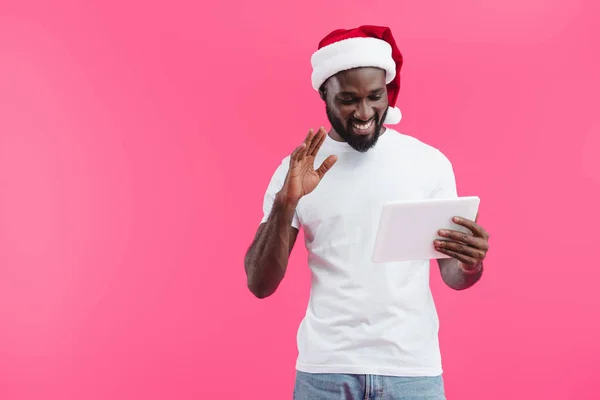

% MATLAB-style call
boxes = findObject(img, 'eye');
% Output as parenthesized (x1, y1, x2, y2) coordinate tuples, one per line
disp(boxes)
(369, 95, 383, 101)
(338, 98, 356, 105)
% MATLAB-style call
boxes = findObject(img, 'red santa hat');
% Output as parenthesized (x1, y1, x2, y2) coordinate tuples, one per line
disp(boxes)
(311, 25, 403, 124)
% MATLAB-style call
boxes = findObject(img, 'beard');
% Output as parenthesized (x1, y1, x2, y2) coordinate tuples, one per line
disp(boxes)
(325, 103, 387, 153)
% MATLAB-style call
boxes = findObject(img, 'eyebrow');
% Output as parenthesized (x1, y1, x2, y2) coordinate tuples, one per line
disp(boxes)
(338, 88, 385, 96)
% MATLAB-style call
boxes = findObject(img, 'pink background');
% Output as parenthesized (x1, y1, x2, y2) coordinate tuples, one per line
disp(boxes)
(0, 0, 599, 399)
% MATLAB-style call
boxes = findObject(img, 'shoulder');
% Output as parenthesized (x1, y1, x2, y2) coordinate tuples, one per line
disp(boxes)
(384, 129, 453, 166)
(263, 155, 291, 187)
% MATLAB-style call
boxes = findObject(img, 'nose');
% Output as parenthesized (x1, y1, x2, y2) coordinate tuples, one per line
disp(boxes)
(354, 100, 375, 121)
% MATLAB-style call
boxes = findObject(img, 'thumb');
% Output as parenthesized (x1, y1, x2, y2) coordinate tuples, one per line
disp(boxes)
(316, 155, 338, 179)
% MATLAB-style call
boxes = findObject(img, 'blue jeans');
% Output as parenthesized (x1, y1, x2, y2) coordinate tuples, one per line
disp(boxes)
(293, 371, 446, 400)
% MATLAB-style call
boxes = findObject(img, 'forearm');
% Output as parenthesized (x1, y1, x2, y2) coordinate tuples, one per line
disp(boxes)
(244, 193, 298, 298)
(438, 258, 483, 291)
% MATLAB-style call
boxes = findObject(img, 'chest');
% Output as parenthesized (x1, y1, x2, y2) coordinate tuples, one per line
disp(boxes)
(296, 153, 435, 246)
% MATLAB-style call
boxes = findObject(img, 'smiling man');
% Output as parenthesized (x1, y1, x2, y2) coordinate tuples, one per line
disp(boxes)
(244, 25, 490, 400)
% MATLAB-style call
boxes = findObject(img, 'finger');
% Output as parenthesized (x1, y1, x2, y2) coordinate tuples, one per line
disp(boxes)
(295, 131, 315, 161)
(316, 155, 338, 178)
(308, 127, 327, 156)
(434, 239, 486, 261)
(304, 128, 317, 149)
(471, 213, 489, 238)
(306, 128, 322, 155)
(303, 128, 315, 143)
(300, 128, 318, 157)
(310, 130, 327, 157)
(290, 143, 307, 167)
(435, 247, 479, 265)
(437, 229, 489, 251)
(452, 216, 488, 238)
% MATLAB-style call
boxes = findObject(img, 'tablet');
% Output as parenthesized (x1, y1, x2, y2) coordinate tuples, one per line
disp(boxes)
(371, 196, 480, 263)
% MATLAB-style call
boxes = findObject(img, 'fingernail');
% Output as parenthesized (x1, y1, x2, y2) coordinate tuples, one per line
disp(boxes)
(439, 230, 448, 236)
(434, 240, 441, 246)
(453, 217, 460, 222)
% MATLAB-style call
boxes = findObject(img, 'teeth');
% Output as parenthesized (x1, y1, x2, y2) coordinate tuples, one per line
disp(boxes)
(352, 120, 374, 130)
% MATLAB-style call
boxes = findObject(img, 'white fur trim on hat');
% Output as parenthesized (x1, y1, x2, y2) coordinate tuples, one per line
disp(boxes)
(311, 37, 396, 90)
(384, 106, 402, 124)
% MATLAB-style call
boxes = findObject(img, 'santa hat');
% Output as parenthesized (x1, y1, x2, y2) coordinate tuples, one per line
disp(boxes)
(311, 25, 403, 124)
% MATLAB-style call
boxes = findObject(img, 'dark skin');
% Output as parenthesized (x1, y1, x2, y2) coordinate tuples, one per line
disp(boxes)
(320, 67, 389, 152)
(244, 67, 490, 298)
(244, 128, 335, 298)
(436, 215, 490, 290)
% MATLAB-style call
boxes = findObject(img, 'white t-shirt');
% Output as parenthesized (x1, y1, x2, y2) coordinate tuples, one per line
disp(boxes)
(260, 128, 457, 377)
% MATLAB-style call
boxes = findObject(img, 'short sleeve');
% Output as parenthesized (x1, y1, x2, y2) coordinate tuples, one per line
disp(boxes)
(260, 157, 301, 229)
(429, 150, 458, 199)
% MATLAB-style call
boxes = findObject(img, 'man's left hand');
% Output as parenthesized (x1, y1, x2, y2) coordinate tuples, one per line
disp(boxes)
(434, 216, 490, 273)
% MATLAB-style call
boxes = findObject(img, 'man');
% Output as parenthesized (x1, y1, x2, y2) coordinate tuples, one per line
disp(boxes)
(244, 25, 490, 400)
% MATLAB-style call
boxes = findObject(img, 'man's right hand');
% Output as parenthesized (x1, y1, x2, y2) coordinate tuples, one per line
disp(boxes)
(278, 127, 338, 203)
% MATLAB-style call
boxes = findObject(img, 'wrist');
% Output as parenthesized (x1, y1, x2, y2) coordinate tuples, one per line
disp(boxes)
(274, 191, 300, 210)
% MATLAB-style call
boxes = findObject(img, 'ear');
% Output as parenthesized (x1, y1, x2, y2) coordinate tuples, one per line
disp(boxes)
(318, 84, 327, 101)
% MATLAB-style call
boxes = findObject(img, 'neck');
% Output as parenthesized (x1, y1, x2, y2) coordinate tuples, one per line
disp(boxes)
(328, 128, 344, 142)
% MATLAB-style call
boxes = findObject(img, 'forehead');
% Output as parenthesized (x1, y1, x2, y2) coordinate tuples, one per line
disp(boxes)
(327, 67, 387, 94)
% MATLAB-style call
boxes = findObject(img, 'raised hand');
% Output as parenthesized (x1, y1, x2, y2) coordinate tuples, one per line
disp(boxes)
(279, 127, 338, 203)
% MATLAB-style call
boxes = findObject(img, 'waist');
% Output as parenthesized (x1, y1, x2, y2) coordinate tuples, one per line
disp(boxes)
(295, 311, 442, 375)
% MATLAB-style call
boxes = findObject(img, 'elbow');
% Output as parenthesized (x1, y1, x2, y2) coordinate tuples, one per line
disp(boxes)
(445, 282, 469, 291)
(442, 276, 478, 291)
(244, 256, 282, 299)
(245, 267, 276, 299)
(247, 280, 275, 299)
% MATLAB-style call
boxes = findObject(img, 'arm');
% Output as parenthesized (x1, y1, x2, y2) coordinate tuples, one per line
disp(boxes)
(437, 258, 483, 291)
(244, 193, 300, 299)
(244, 127, 337, 299)
(429, 151, 489, 290)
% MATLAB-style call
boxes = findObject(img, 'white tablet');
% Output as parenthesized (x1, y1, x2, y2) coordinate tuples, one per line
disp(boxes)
(371, 196, 480, 263)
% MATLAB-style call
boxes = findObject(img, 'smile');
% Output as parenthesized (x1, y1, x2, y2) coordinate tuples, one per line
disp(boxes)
(351, 119, 375, 135)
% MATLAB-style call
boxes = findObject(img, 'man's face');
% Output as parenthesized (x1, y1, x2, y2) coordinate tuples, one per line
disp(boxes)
(323, 67, 389, 153)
